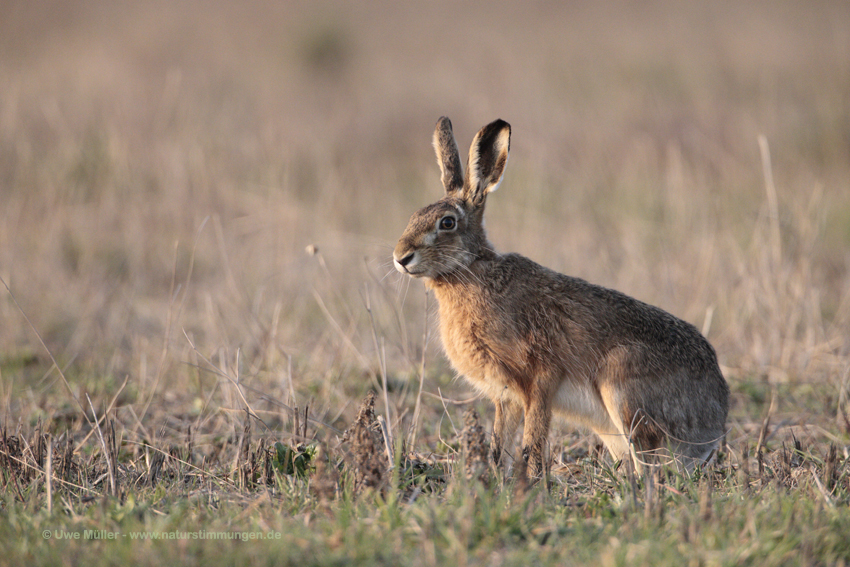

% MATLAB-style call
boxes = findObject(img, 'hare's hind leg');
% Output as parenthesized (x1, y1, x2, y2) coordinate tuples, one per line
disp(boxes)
(596, 382, 635, 464)
(595, 346, 667, 471)
(595, 348, 637, 463)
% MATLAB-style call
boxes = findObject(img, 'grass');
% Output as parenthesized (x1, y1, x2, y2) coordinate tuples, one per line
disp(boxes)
(1, 0, 850, 565)
(2, 426, 849, 566)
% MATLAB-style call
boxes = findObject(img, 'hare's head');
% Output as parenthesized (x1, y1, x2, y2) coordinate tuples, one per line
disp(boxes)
(393, 117, 511, 280)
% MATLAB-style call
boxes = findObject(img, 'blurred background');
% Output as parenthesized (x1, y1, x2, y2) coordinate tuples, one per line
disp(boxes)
(1, 1, 849, 449)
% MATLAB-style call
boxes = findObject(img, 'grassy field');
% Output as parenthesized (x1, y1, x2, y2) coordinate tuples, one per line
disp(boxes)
(1, 1, 850, 565)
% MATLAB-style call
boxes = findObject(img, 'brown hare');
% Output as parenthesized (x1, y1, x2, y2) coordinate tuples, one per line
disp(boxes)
(393, 117, 729, 478)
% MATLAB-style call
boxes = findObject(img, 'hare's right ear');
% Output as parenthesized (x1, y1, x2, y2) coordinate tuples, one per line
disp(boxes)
(433, 116, 464, 195)
(464, 119, 511, 207)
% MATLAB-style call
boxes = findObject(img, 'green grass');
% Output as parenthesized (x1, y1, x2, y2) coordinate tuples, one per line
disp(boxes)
(2, 0, 850, 565)
(2, 443, 849, 566)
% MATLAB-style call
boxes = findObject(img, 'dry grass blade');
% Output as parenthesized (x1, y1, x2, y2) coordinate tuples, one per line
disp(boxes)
(755, 388, 777, 458)
(312, 289, 375, 379)
(365, 285, 395, 465)
(377, 414, 395, 469)
(86, 394, 116, 496)
(45, 438, 53, 514)
(139, 217, 209, 426)
(0, 276, 91, 428)
(237, 415, 252, 490)
(838, 364, 850, 434)
(811, 469, 836, 509)
(757, 135, 781, 271)
(182, 330, 271, 433)
(78, 374, 130, 449)
(407, 291, 430, 450)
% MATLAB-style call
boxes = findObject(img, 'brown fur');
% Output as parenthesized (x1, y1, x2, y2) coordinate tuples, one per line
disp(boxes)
(394, 117, 729, 478)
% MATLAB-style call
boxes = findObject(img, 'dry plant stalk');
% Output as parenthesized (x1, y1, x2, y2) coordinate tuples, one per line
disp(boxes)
(644, 466, 656, 520)
(460, 408, 489, 484)
(237, 417, 253, 490)
(45, 438, 53, 515)
(342, 391, 385, 492)
(699, 479, 713, 522)
(61, 436, 76, 482)
(824, 444, 838, 491)
(739, 442, 750, 491)
(108, 421, 119, 491)
(147, 448, 165, 487)
(1, 431, 23, 484)
(33, 419, 46, 469)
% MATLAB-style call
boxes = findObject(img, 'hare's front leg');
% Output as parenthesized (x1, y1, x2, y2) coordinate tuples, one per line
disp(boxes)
(520, 390, 554, 480)
(491, 397, 522, 468)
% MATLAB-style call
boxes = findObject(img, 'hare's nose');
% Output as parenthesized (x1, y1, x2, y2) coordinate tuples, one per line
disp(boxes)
(396, 252, 415, 267)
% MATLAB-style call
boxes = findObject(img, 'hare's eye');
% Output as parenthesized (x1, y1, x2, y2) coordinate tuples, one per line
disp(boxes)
(438, 216, 456, 231)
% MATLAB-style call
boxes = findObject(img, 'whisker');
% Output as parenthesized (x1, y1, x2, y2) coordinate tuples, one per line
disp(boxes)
(402, 270, 414, 307)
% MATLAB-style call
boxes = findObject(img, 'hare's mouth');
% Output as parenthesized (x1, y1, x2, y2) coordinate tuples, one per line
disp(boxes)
(394, 261, 425, 277)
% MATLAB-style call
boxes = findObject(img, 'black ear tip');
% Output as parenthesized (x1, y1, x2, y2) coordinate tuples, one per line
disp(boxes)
(436, 116, 453, 130)
(479, 119, 511, 144)
(478, 119, 511, 149)
(491, 118, 510, 130)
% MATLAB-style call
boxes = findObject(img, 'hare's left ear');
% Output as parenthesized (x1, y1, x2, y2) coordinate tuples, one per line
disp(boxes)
(464, 119, 511, 206)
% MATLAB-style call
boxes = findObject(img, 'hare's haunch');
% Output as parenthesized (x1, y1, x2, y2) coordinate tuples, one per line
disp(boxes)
(394, 117, 729, 477)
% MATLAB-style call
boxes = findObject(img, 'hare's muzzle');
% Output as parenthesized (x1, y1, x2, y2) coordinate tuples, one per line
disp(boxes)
(393, 250, 418, 275)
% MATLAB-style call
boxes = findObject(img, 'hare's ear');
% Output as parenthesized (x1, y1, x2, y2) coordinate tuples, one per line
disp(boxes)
(464, 119, 511, 206)
(433, 116, 464, 195)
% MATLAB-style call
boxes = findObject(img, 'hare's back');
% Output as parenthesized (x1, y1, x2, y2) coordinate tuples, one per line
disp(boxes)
(487, 253, 726, 394)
